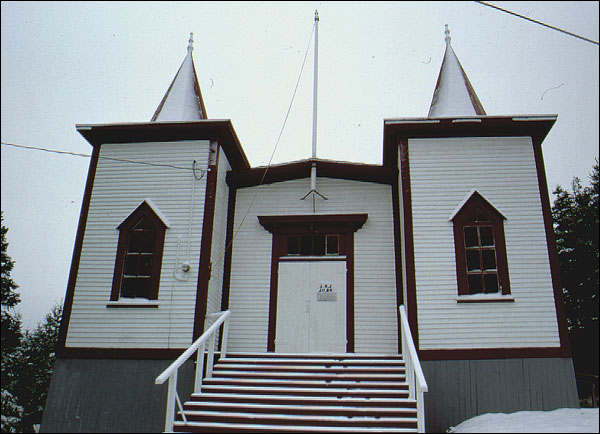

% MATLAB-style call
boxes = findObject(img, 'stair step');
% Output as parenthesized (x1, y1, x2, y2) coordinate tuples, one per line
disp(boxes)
(219, 357, 406, 366)
(214, 363, 405, 373)
(189, 392, 417, 408)
(174, 353, 417, 433)
(203, 377, 409, 389)
(182, 401, 418, 417)
(177, 410, 417, 428)
(211, 370, 405, 381)
(173, 421, 418, 433)
(225, 352, 404, 359)
(198, 384, 410, 398)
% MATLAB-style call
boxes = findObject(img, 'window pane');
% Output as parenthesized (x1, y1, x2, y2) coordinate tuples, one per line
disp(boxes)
(139, 233, 154, 252)
(300, 235, 312, 255)
(468, 274, 483, 294)
(480, 226, 494, 246)
(466, 250, 480, 271)
(122, 277, 151, 298)
(482, 249, 496, 270)
(326, 235, 339, 255)
(128, 231, 143, 252)
(129, 231, 154, 253)
(123, 254, 139, 276)
(139, 255, 153, 277)
(464, 227, 479, 248)
(121, 277, 137, 298)
(313, 235, 325, 256)
(484, 273, 499, 293)
(287, 236, 299, 255)
(135, 277, 151, 298)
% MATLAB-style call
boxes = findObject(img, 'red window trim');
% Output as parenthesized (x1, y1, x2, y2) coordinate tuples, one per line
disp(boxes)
(452, 191, 511, 297)
(110, 201, 167, 302)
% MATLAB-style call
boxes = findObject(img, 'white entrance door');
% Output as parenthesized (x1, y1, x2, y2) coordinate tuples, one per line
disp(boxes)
(275, 260, 346, 353)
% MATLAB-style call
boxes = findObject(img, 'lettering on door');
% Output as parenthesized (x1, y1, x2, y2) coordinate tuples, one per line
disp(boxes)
(317, 282, 337, 301)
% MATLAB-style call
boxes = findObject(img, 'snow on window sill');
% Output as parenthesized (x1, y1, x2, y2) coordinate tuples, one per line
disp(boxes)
(106, 299, 159, 308)
(456, 294, 515, 303)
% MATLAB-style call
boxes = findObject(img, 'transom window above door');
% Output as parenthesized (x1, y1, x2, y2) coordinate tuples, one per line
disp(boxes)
(285, 233, 341, 256)
(257, 213, 367, 261)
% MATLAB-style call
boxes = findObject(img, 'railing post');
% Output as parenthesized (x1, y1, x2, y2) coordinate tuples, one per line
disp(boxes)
(407, 354, 415, 400)
(164, 371, 177, 433)
(418, 387, 426, 433)
(220, 314, 230, 360)
(156, 310, 231, 432)
(399, 305, 428, 433)
(206, 333, 216, 378)
(194, 341, 206, 393)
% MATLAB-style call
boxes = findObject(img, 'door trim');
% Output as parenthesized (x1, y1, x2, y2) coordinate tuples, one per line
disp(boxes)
(259, 214, 367, 353)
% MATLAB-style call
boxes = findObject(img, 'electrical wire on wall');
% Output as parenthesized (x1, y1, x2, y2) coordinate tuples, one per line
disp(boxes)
(174, 160, 204, 281)
(169, 159, 205, 347)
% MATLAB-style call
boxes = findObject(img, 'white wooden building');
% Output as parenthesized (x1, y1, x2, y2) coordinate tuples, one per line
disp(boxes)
(42, 29, 578, 433)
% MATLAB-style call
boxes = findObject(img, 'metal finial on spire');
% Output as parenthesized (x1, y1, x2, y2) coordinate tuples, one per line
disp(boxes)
(315, 9, 319, 22)
(187, 32, 194, 54)
(444, 24, 451, 45)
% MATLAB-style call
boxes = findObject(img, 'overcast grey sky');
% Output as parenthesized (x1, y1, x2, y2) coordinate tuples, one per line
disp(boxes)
(1, 1, 598, 330)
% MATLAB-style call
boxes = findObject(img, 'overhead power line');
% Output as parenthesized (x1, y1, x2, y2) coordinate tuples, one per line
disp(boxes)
(1, 141, 204, 173)
(2, 141, 92, 158)
(475, 1, 599, 46)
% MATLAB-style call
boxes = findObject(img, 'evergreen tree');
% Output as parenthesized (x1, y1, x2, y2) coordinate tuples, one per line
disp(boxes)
(1, 212, 24, 432)
(15, 304, 63, 433)
(552, 160, 599, 377)
(1, 212, 22, 351)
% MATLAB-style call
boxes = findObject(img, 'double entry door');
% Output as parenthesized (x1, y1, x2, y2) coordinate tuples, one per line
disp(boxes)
(275, 260, 346, 353)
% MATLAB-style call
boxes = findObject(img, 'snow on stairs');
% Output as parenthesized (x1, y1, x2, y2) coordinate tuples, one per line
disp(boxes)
(174, 352, 418, 433)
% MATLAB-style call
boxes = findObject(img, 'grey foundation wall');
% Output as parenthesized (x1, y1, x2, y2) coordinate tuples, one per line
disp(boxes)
(421, 357, 579, 433)
(41, 358, 196, 433)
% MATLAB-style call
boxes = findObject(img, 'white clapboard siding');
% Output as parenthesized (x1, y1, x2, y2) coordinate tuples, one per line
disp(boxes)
(66, 140, 210, 349)
(228, 178, 398, 354)
(405, 136, 560, 350)
(203, 152, 231, 343)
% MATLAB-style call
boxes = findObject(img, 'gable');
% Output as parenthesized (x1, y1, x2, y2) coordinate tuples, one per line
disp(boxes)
(117, 199, 170, 230)
(449, 189, 506, 222)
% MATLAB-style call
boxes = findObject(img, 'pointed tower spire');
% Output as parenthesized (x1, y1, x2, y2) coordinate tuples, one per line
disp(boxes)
(428, 25, 486, 117)
(151, 33, 207, 122)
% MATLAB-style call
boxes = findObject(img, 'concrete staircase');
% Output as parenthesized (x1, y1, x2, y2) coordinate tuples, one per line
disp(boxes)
(173, 352, 418, 433)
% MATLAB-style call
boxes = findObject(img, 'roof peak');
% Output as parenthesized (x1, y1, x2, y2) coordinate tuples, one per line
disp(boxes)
(151, 33, 207, 122)
(428, 25, 486, 118)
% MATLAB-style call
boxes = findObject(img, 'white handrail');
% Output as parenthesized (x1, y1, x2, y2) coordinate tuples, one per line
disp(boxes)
(399, 305, 428, 433)
(155, 310, 231, 433)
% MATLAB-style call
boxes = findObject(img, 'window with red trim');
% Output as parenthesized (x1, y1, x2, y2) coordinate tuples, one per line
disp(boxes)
(110, 202, 167, 301)
(452, 192, 511, 296)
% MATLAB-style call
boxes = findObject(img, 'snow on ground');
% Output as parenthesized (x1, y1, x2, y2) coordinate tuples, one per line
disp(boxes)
(446, 408, 599, 433)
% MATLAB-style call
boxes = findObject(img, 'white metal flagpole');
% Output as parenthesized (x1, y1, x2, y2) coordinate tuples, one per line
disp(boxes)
(310, 10, 319, 193)
(301, 10, 326, 208)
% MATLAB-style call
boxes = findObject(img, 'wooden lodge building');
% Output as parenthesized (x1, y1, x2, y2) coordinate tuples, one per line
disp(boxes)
(42, 27, 579, 433)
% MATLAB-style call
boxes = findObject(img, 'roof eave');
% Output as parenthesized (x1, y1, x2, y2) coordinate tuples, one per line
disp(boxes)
(227, 159, 397, 189)
(382, 115, 557, 167)
(76, 119, 250, 170)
